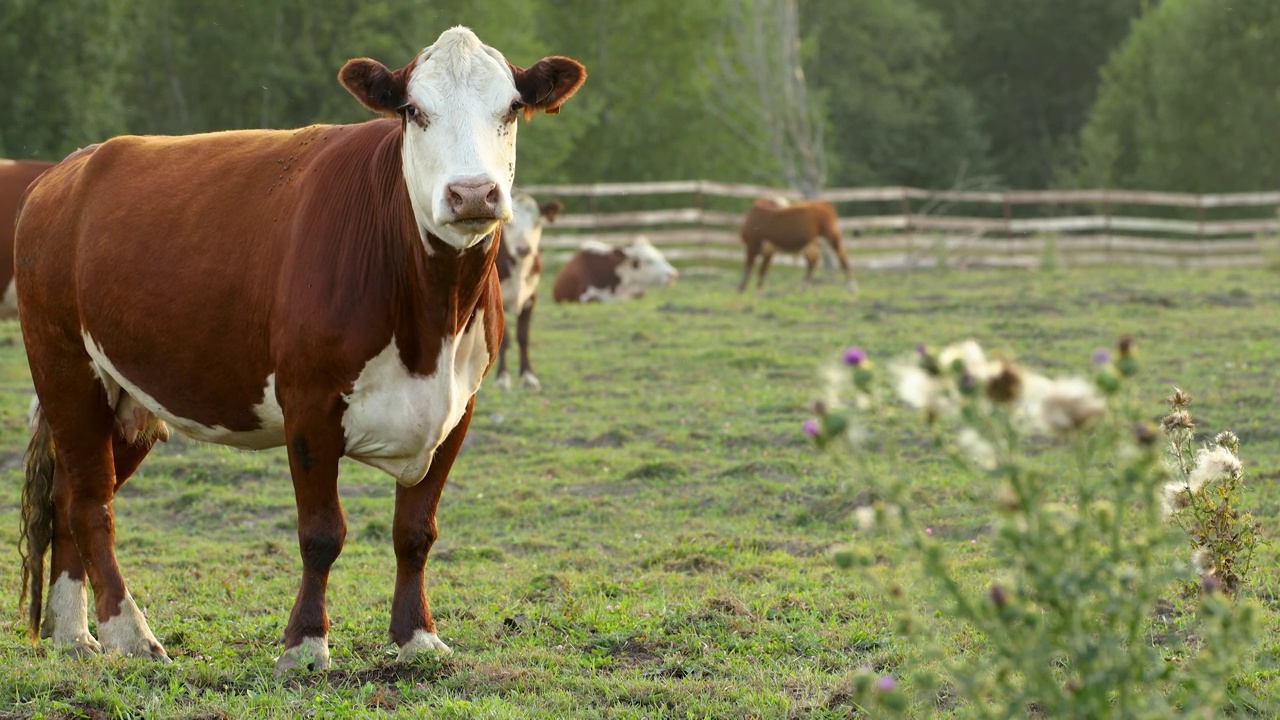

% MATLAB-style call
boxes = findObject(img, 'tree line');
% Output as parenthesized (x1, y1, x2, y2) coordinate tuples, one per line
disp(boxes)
(1, 0, 1275, 193)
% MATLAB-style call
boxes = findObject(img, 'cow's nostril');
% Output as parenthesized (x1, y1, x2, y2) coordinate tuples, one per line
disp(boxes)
(485, 186, 500, 205)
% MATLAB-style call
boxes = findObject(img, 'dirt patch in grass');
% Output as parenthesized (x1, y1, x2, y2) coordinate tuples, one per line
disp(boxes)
(660, 554, 728, 574)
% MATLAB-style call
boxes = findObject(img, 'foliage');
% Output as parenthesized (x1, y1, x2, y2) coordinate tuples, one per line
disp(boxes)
(1077, 0, 1280, 192)
(919, 0, 1143, 189)
(807, 337, 1262, 717)
(1160, 389, 1264, 595)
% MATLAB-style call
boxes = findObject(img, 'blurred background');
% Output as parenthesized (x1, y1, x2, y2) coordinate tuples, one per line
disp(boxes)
(3, 0, 1277, 196)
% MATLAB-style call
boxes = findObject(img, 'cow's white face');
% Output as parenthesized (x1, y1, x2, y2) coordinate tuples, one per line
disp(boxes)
(618, 236, 679, 294)
(401, 28, 520, 250)
(503, 193, 548, 259)
(339, 28, 585, 253)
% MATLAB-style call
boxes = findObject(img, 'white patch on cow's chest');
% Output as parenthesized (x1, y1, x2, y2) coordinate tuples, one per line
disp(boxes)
(342, 312, 489, 486)
(500, 258, 539, 314)
(81, 333, 285, 450)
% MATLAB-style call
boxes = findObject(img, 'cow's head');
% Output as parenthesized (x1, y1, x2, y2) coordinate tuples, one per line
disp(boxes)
(340, 27, 585, 251)
(504, 193, 564, 260)
(616, 236, 679, 296)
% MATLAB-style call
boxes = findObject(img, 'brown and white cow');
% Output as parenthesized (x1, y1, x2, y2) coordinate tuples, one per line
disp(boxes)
(1, 159, 56, 318)
(738, 197, 855, 291)
(551, 236, 678, 303)
(15, 26, 584, 672)
(493, 192, 562, 390)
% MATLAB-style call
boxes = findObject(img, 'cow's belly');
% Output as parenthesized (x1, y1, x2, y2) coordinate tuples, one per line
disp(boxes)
(82, 333, 286, 450)
(341, 311, 490, 486)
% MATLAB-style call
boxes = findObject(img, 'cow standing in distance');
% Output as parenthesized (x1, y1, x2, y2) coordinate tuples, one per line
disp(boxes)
(15, 26, 584, 673)
(551, 236, 679, 303)
(493, 192, 562, 390)
(738, 197, 855, 292)
(1, 159, 56, 318)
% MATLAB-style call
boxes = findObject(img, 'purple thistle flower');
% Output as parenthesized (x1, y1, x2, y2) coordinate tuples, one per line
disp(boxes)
(915, 343, 928, 356)
(802, 419, 819, 437)
(875, 675, 897, 692)
(842, 346, 867, 366)
(1093, 348, 1112, 366)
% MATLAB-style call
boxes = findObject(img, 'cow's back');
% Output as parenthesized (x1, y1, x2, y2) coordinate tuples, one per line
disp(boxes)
(740, 200, 836, 252)
(15, 120, 406, 429)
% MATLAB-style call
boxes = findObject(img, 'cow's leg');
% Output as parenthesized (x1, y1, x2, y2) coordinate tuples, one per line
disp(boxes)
(34, 367, 168, 660)
(277, 411, 346, 674)
(42, 432, 158, 655)
(494, 327, 513, 390)
(826, 231, 857, 292)
(516, 297, 540, 390)
(803, 243, 820, 284)
(756, 252, 775, 290)
(390, 399, 474, 661)
(738, 245, 760, 292)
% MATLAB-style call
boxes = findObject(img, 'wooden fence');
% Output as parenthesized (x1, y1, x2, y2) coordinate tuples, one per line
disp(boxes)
(519, 180, 1280, 270)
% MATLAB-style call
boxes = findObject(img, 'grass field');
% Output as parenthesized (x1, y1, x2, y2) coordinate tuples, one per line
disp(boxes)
(1, 262, 1279, 718)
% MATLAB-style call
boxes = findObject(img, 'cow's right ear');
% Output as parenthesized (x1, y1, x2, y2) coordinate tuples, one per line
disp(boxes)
(540, 200, 565, 223)
(510, 57, 586, 117)
(339, 58, 408, 115)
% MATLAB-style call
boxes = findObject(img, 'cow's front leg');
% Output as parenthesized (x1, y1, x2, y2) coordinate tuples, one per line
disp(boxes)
(390, 399, 474, 661)
(277, 415, 346, 674)
(516, 297, 540, 390)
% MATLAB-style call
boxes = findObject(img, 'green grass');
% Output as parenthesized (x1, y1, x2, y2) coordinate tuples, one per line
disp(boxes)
(1, 263, 1279, 718)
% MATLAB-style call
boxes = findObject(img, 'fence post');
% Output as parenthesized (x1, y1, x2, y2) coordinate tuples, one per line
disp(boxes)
(1003, 193, 1013, 266)
(901, 188, 915, 270)
(1102, 191, 1112, 264)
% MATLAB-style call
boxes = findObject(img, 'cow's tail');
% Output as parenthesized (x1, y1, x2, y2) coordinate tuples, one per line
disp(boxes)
(19, 401, 56, 640)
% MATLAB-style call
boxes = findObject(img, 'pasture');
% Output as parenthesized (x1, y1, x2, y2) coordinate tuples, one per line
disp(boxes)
(2, 262, 1279, 718)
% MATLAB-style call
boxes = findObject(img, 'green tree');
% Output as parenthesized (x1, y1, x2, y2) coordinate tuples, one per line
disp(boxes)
(920, 0, 1141, 189)
(1078, 0, 1280, 192)
(0, 0, 133, 159)
(804, 0, 990, 189)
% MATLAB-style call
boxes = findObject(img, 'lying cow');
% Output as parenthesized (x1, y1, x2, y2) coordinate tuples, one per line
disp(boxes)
(738, 197, 855, 291)
(552, 236, 678, 303)
(1, 160, 56, 318)
(15, 26, 584, 672)
(493, 192, 562, 390)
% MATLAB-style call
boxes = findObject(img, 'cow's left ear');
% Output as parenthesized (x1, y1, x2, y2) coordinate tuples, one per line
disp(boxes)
(539, 200, 565, 223)
(510, 57, 586, 118)
(339, 58, 409, 115)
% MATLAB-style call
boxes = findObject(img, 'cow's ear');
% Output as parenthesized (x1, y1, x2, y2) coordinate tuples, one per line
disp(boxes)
(540, 200, 565, 223)
(339, 58, 408, 115)
(510, 57, 586, 118)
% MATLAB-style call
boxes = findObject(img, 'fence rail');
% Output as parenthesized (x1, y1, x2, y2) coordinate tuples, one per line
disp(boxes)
(525, 181, 1280, 270)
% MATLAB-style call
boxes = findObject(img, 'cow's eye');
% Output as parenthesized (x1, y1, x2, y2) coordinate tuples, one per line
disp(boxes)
(631, 259, 640, 269)
(401, 103, 427, 127)
(504, 100, 523, 123)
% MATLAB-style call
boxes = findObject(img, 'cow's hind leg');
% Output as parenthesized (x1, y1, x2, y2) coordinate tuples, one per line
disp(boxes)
(390, 400, 475, 661)
(516, 297, 540, 390)
(802, 243, 820, 285)
(40, 431, 158, 656)
(277, 407, 346, 674)
(26, 364, 168, 660)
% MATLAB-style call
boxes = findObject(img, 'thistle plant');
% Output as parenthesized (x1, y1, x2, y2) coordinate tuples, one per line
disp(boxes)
(807, 338, 1261, 718)
(1159, 389, 1262, 595)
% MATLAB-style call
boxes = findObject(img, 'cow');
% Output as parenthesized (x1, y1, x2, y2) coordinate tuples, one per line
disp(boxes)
(493, 192, 562, 390)
(1, 160, 57, 318)
(551, 236, 678, 303)
(738, 197, 855, 291)
(14, 26, 584, 673)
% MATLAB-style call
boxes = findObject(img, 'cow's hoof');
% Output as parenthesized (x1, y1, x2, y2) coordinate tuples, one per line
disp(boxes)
(275, 636, 330, 675)
(494, 374, 512, 391)
(104, 640, 170, 662)
(60, 634, 103, 659)
(519, 372, 542, 391)
(397, 630, 452, 662)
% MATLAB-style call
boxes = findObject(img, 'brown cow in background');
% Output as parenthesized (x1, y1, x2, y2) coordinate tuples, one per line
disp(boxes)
(738, 197, 854, 292)
(1, 160, 57, 317)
